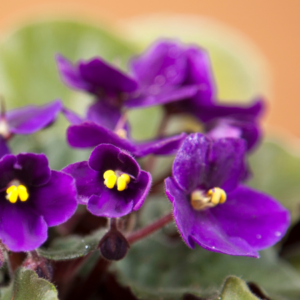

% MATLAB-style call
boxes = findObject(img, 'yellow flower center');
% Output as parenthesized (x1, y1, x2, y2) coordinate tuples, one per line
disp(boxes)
(190, 187, 226, 211)
(103, 170, 131, 191)
(6, 185, 29, 203)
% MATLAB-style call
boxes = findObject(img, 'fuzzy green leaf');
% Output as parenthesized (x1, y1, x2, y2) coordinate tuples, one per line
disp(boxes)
(0, 268, 58, 300)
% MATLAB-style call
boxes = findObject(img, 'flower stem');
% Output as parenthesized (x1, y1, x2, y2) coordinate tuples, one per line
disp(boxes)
(126, 212, 174, 244)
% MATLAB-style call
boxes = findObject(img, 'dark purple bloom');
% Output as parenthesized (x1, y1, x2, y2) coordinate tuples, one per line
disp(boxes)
(0, 100, 62, 157)
(165, 133, 290, 257)
(57, 54, 138, 127)
(0, 153, 77, 252)
(126, 40, 216, 112)
(66, 121, 187, 158)
(63, 144, 151, 218)
(57, 54, 138, 97)
(202, 98, 264, 151)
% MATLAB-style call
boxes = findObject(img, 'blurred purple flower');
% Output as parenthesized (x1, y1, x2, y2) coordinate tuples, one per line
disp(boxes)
(203, 98, 264, 151)
(57, 55, 138, 128)
(0, 100, 63, 158)
(165, 133, 290, 257)
(126, 40, 216, 113)
(63, 144, 151, 218)
(0, 153, 77, 252)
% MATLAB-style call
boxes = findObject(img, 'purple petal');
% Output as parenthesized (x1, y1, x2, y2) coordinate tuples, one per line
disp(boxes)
(0, 155, 17, 189)
(62, 161, 104, 205)
(86, 101, 122, 130)
(196, 98, 265, 123)
(206, 118, 261, 152)
(87, 192, 134, 218)
(7, 100, 62, 135)
(183, 46, 216, 105)
(212, 185, 290, 251)
(166, 177, 258, 257)
(61, 107, 84, 125)
(67, 122, 135, 152)
(0, 200, 47, 252)
(131, 170, 152, 210)
(89, 144, 140, 178)
(125, 85, 199, 108)
(87, 170, 151, 217)
(172, 133, 210, 193)
(130, 40, 187, 87)
(205, 138, 247, 192)
(30, 170, 77, 226)
(15, 153, 51, 187)
(134, 133, 187, 157)
(0, 137, 11, 159)
(79, 58, 138, 94)
(56, 54, 90, 91)
(165, 177, 197, 247)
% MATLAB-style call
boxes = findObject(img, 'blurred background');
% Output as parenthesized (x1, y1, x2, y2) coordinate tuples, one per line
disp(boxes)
(0, 0, 299, 139)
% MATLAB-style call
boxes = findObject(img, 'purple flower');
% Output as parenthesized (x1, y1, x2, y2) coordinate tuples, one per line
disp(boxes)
(0, 100, 63, 157)
(63, 144, 151, 218)
(165, 133, 290, 257)
(57, 54, 138, 127)
(66, 121, 187, 158)
(57, 55, 138, 98)
(126, 40, 216, 112)
(202, 98, 264, 151)
(0, 153, 77, 252)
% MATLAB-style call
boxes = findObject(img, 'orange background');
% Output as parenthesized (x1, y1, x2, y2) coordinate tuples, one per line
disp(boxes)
(0, 0, 299, 138)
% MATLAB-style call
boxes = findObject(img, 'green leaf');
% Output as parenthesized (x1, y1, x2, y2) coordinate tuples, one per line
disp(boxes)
(115, 234, 300, 300)
(0, 19, 136, 169)
(123, 14, 270, 102)
(37, 229, 105, 260)
(248, 140, 300, 222)
(0, 268, 58, 300)
(216, 276, 259, 300)
(0, 19, 135, 109)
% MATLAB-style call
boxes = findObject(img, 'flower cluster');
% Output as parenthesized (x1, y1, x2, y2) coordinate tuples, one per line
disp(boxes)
(0, 39, 289, 262)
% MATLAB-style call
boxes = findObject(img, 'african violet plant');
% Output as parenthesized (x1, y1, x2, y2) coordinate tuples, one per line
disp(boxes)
(0, 38, 292, 299)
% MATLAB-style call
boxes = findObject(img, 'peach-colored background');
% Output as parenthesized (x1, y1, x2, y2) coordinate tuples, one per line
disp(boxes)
(0, 0, 299, 138)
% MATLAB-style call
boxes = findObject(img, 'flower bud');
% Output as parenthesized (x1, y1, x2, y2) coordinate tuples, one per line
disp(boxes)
(99, 229, 130, 261)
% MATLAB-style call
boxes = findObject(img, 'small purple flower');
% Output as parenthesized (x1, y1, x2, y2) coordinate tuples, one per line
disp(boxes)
(0, 100, 63, 158)
(66, 121, 187, 158)
(56, 54, 138, 126)
(57, 54, 138, 97)
(63, 144, 151, 218)
(202, 98, 264, 151)
(126, 40, 216, 112)
(165, 133, 290, 257)
(0, 153, 77, 252)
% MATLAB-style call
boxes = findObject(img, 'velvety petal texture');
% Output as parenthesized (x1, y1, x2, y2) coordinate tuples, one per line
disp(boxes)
(165, 133, 290, 257)
(67, 122, 186, 158)
(0, 153, 77, 252)
(126, 40, 216, 110)
(64, 144, 151, 218)
(7, 100, 62, 134)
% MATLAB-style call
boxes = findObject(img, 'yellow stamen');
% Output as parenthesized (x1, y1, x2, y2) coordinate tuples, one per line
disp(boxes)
(190, 187, 226, 211)
(103, 170, 131, 191)
(18, 185, 29, 202)
(207, 188, 227, 205)
(103, 170, 115, 180)
(117, 174, 131, 191)
(104, 173, 117, 189)
(6, 184, 29, 203)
